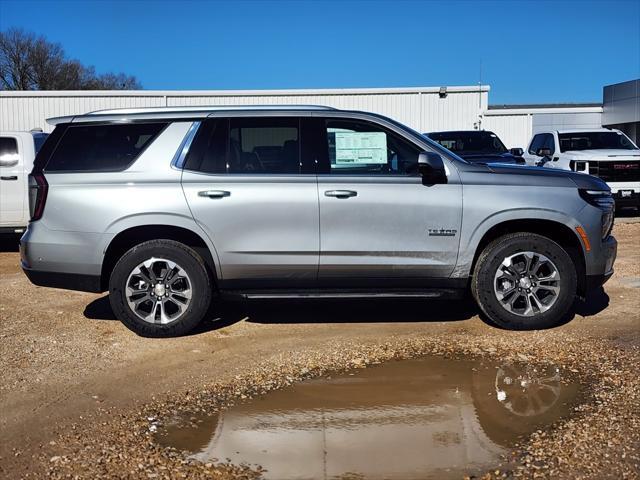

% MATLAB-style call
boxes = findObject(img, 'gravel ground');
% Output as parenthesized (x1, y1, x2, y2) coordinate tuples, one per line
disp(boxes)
(0, 222, 638, 479)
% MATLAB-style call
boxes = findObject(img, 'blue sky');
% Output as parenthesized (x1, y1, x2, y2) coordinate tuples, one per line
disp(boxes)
(1, 0, 638, 104)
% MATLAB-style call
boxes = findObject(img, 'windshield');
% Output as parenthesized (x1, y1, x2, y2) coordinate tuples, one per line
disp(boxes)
(558, 131, 637, 152)
(427, 131, 507, 155)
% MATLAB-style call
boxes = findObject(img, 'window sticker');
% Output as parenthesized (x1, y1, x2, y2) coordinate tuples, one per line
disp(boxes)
(332, 131, 387, 165)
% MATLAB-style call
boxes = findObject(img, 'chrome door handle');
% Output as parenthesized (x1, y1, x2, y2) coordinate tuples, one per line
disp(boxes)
(198, 190, 230, 199)
(0, 176, 18, 181)
(324, 190, 357, 199)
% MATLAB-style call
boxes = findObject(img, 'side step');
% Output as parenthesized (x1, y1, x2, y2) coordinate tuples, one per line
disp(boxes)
(221, 288, 464, 300)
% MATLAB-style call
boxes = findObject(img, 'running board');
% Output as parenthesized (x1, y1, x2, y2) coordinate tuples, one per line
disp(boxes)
(222, 288, 463, 300)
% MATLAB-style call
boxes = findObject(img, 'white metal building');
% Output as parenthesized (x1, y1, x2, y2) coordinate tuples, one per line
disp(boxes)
(482, 104, 603, 149)
(4, 83, 633, 150)
(0, 85, 489, 134)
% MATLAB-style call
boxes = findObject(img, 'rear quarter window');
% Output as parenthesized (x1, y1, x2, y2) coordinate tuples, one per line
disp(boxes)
(45, 123, 167, 172)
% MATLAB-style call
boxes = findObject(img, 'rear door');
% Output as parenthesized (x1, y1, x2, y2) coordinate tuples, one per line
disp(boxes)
(0, 135, 25, 227)
(181, 116, 320, 288)
(315, 116, 463, 284)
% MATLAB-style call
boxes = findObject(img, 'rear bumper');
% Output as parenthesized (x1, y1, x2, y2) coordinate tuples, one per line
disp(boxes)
(19, 222, 109, 293)
(21, 266, 102, 293)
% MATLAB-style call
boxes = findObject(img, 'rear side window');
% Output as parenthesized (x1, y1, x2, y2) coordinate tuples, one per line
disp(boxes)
(183, 117, 301, 174)
(0, 137, 19, 164)
(45, 123, 167, 172)
(229, 117, 300, 174)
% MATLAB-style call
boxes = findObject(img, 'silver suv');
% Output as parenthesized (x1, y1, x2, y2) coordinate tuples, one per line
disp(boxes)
(20, 106, 617, 336)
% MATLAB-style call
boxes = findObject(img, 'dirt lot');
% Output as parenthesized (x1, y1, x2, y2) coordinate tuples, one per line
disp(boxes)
(1, 222, 638, 479)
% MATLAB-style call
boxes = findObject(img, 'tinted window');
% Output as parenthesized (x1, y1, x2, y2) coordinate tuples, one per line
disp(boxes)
(542, 133, 555, 152)
(324, 119, 420, 175)
(558, 131, 637, 152)
(46, 123, 166, 172)
(183, 119, 228, 174)
(0, 137, 19, 163)
(229, 118, 300, 174)
(528, 134, 543, 155)
(428, 131, 507, 154)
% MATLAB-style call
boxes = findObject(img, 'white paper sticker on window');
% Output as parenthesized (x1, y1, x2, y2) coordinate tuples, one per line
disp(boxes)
(334, 131, 387, 164)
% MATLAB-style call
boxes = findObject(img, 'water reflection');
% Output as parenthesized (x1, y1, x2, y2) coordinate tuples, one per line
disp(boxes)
(157, 357, 580, 480)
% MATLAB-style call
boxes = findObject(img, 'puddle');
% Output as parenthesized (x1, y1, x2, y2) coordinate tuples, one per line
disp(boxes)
(156, 356, 582, 479)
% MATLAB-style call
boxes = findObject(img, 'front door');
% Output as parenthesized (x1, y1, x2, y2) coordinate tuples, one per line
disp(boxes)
(315, 118, 463, 284)
(181, 117, 319, 287)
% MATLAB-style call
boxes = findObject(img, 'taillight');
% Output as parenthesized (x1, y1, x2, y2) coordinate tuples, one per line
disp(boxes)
(28, 173, 48, 221)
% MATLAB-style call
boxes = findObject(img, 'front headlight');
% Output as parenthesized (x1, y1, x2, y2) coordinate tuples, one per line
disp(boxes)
(579, 189, 615, 238)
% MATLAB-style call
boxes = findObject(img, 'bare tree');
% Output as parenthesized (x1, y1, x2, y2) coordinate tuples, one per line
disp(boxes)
(0, 28, 141, 90)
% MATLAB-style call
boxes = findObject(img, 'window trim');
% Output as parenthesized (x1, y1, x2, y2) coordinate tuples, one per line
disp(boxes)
(42, 121, 170, 174)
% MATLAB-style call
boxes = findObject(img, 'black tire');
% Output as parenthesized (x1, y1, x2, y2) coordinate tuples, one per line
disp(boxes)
(109, 239, 212, 337)
(471, 233, 577, 330)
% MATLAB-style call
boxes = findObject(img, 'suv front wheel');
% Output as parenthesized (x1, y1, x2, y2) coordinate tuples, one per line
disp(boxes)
(109, 240, 212, 337)
(472, 233, 577, 330)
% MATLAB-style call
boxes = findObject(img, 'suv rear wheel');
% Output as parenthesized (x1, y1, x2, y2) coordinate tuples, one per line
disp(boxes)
(109, 240, 212, 337)
(472, 233, 577, 330)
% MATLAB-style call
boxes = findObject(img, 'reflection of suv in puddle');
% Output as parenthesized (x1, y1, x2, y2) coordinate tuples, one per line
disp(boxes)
(21, 106, 616, 336)
(157, 357, 580, 479)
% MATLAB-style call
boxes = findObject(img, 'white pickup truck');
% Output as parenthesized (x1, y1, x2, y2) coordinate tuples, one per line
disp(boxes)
(523, 128, 640, 209)
(0, 131, 49, 234)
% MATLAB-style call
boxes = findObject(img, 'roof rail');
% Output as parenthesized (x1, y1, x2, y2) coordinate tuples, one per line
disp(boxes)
(87, 105, 338, 115)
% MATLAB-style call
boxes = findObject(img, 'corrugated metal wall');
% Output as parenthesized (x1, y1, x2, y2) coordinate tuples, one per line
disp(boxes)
(482, 114, 532, 149)
(483, 108, 604, 149)
(0, 87, 489, 133)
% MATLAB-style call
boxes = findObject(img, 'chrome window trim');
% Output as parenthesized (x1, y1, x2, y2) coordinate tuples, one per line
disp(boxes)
(171, 121, 201, 170)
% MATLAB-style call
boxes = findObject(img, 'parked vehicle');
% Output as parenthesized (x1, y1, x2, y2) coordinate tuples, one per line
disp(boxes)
(424, 130, 525, 164)
(0, 130, 49, 234)
(21, 106, 616, 337)
(523, 129, 640, 209)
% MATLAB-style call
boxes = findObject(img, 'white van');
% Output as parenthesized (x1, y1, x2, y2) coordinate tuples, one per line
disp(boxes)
(0, 131, 48, 234)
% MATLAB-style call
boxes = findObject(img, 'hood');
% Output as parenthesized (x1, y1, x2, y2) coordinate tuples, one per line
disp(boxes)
(564, 149, 640, 160)
(459, 162, 610, 191)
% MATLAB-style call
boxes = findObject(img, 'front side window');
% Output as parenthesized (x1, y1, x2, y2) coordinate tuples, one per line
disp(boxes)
(542, 134, 555, 152)
(323, 119, 420, 175)
(558, 131, 638, 152)
(528, 134, 543, 155)
(45, 122, 167, 172)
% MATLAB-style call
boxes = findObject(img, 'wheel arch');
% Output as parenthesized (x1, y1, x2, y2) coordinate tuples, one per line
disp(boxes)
(101, 224, 219, 291)
(468, 218, 587, 296)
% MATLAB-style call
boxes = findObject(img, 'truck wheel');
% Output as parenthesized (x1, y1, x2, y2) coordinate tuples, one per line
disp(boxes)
(471, 233, 577, 330)
(109, 240, 212, 337)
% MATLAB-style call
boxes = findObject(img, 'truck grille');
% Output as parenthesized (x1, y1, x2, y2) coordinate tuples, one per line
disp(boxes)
(588, 161, 640, 182)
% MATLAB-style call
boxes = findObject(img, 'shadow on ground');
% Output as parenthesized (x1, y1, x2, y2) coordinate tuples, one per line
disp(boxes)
(0, 234, 20, 252)
(85, 287, 611, 336)
(84, 294, 479, 334)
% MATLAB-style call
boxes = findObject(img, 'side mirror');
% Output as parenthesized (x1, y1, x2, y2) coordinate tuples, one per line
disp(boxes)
(418, 152, 447, 185)
(510, 148, 524, 157)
